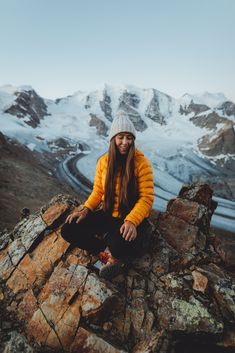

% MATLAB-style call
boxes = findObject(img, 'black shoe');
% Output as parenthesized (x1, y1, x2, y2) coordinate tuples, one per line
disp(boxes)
(99, 261, 125, 280)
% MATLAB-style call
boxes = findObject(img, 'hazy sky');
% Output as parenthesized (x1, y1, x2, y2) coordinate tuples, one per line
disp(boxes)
(0, 0, 234, 101)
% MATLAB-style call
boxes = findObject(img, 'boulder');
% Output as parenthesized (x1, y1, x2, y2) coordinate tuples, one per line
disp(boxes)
(0, 184, 235, 352)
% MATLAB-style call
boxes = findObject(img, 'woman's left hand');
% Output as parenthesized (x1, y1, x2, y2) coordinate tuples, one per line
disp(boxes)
(120, 221, 137, 241)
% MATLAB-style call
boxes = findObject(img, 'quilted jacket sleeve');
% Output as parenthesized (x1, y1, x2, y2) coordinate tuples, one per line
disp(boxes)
(124, 157, 154, 226)
(84, 157, 104, 211)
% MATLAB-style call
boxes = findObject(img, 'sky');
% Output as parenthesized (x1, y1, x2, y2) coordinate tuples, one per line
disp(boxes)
(0, 0, 234, 101)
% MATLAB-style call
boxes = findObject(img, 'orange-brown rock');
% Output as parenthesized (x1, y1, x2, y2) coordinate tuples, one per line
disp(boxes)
(166, 198, 210, 231)
(42, 202, 69, 225)
(6, 231, 69, 295)
(158, 213, 200, 253)
(192, 270, 208, 293)
(0, 185, 234, 353)
(70, 326, 127, 353)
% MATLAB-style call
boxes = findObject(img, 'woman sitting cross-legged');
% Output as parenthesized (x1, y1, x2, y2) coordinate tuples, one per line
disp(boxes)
(61, 111, 154, 279)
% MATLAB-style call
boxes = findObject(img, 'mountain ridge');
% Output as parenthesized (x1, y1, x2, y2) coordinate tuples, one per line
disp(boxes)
(0, 83, 235, 232)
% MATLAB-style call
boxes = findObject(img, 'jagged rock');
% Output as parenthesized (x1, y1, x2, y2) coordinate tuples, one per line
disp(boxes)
(0, 229, 10, 251)
(2, 331, 34, 353)
(179, 182, 216, 210)
(99, 90, 113, 122)
(198, 121, 235, 156)
(0, 132, 7, 147)
(214, 231, 235, 268)
(46, 138, 79, 159)
(49, 137, 71, 149)
(0, 183, 234, 352)
(190, 111, 230, 130)
(145, 89, 168, 125)
(158, 185, 215, 255)
(213, 278, 235, 324)
(166, 197, 210, 232)
(198, 121, 235, 172)
(157, 295, 223, 333)
(179, 100, 210, 116)
(192, 270, 208, 293)
(70, 327, 127, 353)
(89, 113, 108, 136)
(4, 89, 48, 128)
(118, 91, 147, 132)
(158, 213, 203, 253)
(120, 91, 140, 109)
(218, 101, 235, 117)
(0, 214, 46, 280)
(132, 330, 171, 353)
(193, 264, 235, 323)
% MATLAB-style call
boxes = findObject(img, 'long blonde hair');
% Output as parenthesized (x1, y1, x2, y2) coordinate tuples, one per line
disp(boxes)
(103, 138, 138, 218)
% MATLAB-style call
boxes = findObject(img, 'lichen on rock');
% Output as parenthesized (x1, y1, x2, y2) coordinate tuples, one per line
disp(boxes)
(0, 182, 235, 353)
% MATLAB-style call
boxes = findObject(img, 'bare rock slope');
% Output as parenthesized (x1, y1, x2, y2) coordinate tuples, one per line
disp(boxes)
(0, 184, 235, 353)
(0, 132, 77, 231)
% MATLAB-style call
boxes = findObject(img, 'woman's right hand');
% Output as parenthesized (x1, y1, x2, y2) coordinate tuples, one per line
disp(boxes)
(65, 207, 90, 224)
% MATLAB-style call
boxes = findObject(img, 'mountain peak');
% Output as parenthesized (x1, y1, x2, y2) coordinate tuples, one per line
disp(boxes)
(180, 91, 228, 108)
(0, 84, 34, 95)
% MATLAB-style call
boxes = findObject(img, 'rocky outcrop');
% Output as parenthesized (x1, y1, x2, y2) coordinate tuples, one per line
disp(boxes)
(145, 89, 167, 125)
(118, 91, 147, 132)
(4, 89, 49, 128)
(179, 100, 209, 116)
(0, 133, 77, 231)
(0, 132, 7, 147)
(120, 91, 140, 109)
(198, 122, 235, 172)
(0, 184, 235, 353)
(190, 111, 230, 130)
(198, 122, 235, 156)
(218, 101, 235, 117)
(47, 137, 80, 158)
(89, 113, 108, 136)
(99, 90, 113, 122)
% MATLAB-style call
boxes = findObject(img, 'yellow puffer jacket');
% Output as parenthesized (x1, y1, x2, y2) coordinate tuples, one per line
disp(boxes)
(84, 149, 154, 226)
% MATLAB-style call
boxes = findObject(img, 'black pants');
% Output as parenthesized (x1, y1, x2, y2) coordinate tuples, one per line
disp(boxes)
(61, 210, 148, 259)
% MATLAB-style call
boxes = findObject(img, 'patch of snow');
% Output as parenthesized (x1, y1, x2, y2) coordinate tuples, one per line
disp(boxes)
(27, 143, 36, 151)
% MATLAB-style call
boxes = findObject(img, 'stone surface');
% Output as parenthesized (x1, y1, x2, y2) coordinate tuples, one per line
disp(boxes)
(158, 213, 200, 253)
(192, 270, 208, 293)
(214, 231, 235, 268)
(2, 331, 34, 353)
(70, 327, 127, 353)
(0, 183, 235, 353)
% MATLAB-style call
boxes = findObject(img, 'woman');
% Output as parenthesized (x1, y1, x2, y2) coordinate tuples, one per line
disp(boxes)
(61, 111, 154, 279)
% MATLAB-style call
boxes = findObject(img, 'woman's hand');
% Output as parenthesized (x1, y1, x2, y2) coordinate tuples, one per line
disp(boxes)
(65, 207, 90, 224)
(120, 221, 137, 241)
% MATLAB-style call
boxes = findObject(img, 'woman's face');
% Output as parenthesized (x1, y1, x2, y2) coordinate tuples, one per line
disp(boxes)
(115, 132, 134, 155)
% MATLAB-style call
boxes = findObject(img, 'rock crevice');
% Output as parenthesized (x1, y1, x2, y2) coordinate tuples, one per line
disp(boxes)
(0, 183, 235, 352)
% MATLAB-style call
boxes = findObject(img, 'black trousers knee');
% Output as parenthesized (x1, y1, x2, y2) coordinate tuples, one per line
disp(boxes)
(61, 210, 147, 259)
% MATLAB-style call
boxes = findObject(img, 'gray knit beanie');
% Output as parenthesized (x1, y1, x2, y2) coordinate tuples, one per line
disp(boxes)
(109, 111, 136, 141)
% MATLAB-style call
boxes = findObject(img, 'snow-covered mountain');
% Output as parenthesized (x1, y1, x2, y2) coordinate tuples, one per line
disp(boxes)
(0, 83, 235, 231)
